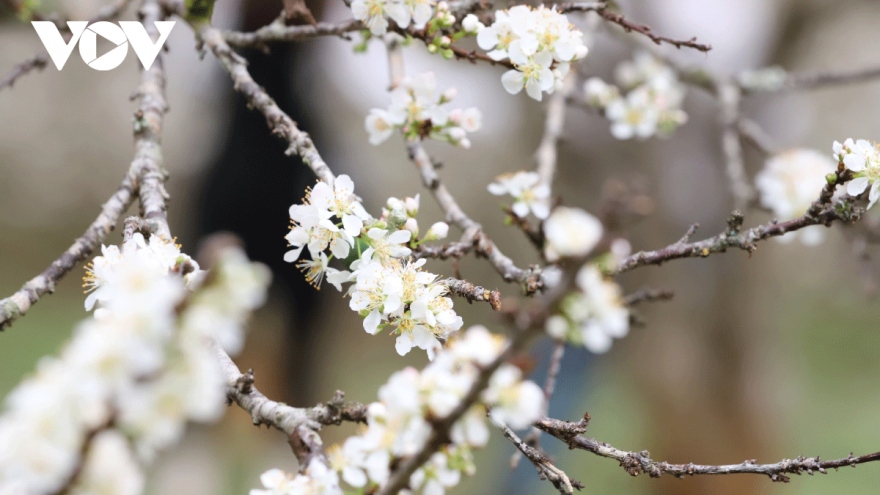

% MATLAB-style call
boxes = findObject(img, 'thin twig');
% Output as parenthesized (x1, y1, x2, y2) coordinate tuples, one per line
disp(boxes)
(441, 277, 502, 310)
(737, 118, 778, 155)
(535, 74, 573, 187)
(0, 0, 132, 91)
(197, 24, 336, 185)
(718, 81, 753, 210)
(750, 65, 880, 93)
(559, 2, 712, 52)
(615, 172, 858, 274)
(622, 287, 675, 306)
(492, 415, 582, 494)
(384, 41, 544, 292)
(0, 54, 48, 91)
(223, 18, 363, 49)
(408, 141, 544, 292)
(0, 178, 136, 329)
(511, 341, 566, 469)
(537, 416, 880, 482)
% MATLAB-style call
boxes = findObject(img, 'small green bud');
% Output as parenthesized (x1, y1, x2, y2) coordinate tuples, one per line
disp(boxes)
(185, 0, 216, 24)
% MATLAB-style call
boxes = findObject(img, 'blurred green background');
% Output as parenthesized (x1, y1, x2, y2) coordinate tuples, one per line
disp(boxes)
(3, 0, 880, 493)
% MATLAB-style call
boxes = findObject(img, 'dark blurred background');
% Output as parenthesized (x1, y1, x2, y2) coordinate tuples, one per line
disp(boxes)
(2, 0, 880, 493)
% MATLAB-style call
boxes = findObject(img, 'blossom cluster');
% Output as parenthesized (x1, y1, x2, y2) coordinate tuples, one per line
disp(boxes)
(285, 175, 461, 359)
(366, 72, 482, 148)
(473, 6, 588, 101)
(755, 149, 838, 245)
(536, 205, 631, 353)
(488, 170, 551, 219)
(250, 326, 544, 495)
(351, 0, 437, 36)
(546, 264, 630, 353)
(584, 51, 688, 140)
(0, 234, 270, 494)
(834, 138, 880, 209)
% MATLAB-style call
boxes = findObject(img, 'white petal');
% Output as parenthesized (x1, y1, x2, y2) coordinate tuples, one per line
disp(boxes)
(364, 310, 382, 334)
(388, 229, 412, 244)
(283, 245, 305, 263)
(342, 214, 364, 237)
(511, 201, 530, 217)
(844, 153, 866, 172)
(395, 334, 414, 356)
(847, 177, 870, 196)
(476, 26, 498, 50)
(501, 70, 524, 95)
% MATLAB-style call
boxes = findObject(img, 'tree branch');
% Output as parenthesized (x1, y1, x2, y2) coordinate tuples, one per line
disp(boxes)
(492, 415, 582, 494)
(559, 2, 712, 52)
(132, 0, 171, 239)
(614, 172, 858, 274)
(534, 74, 572, 188)
(210, 339, 367, 435)
(407, 141, 544, 292)
(0, 177, 136, 329)
(223, 19, 363, 49)
(196, 24, 337, 184)
(537, 416, 880, 482)
(718, 81, 753, 210)
(441, 277, 502, 310)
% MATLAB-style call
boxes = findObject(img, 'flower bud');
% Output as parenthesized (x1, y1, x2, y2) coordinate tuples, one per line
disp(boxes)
(425, 221, 449, 240)
(405, 194, 420, 217)
(404, 217, 420, 237)
(462, 13, 483, 33)
(386, 197, 405, 212)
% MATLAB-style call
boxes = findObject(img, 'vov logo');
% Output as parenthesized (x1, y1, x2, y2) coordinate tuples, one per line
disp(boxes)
(32, 21, 175, 71)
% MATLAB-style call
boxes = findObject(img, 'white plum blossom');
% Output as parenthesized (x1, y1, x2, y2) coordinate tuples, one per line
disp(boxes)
(487, 171, 551, 219)
(367, 72, 481, 147)
(502, 49, 555, 101)
(286, 178, 464, 358)
(351, 0, 392, 35)
(547, 265, 629, 353)
(584, 77, 620, 108)
(365, 228, 413, 262)
(835, 138, 880, 209)
(585, 51, 688, 139)
(0, 239, 270, 494)
(285, 174, 372, 264)
(543, 206, 604, 262)
(604, 86, 660, 140)
(255, 326, 541, 495)
(409, 452, 462, 495)
(351, 0, 436, 35)
(477, 5, 587, 101)
(365, 108, 404, 145)
(250, 461, 343, 495)
(756, 149, 838, 245)
(483, 365, 544, 429)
